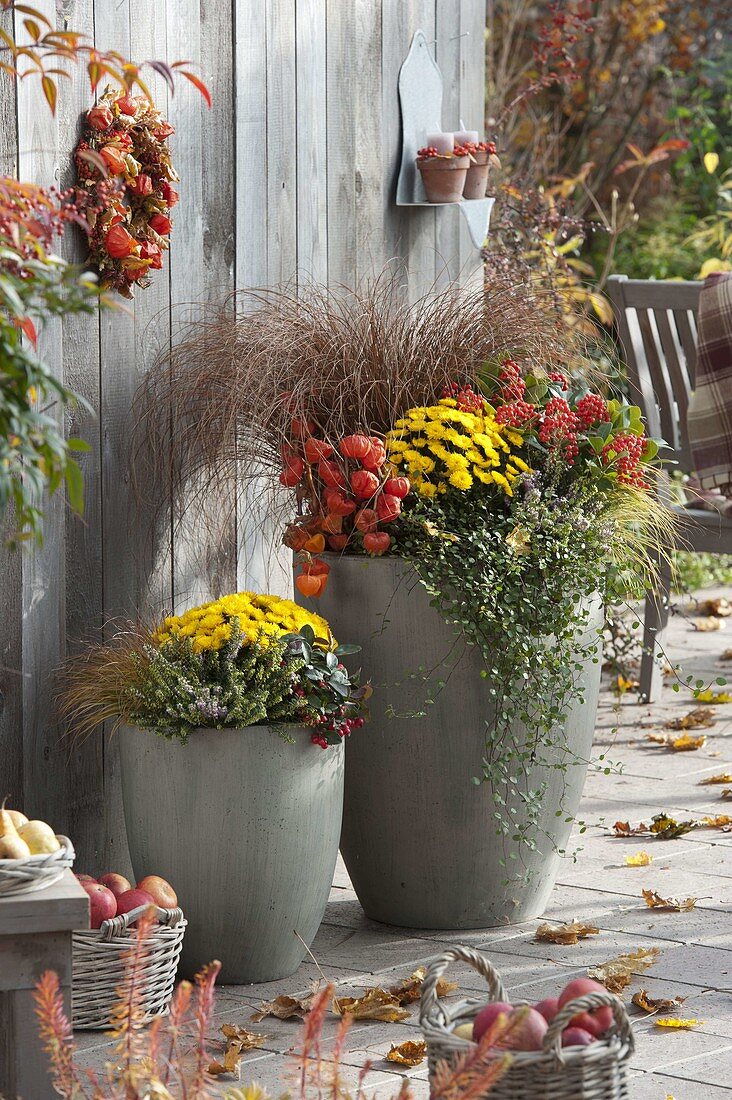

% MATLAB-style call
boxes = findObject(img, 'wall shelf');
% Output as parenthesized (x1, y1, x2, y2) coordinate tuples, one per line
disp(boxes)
(396, 30, 494, 250)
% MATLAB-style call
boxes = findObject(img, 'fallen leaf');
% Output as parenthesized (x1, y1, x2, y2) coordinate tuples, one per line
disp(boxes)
(700, 597, 732, 617)
(692, 617, 725, 631)
(720, 648, 732, 661)
(385, 1040, 427, 1067)
(332, 987, 410, 1022)
(616, 674, 639, 693)
(666, 707, 717, 730)
(632, 989, 686, 1014)
(535, 920, 599, 944)
(626, 851, 653, 866)
(251, 993, 314, 1022)
(389, 966, 458, 1005)
(208, 1024, 267, 1077)
(588, 947, 661, 994)
(698, 773, 732, 785)
(647, 732, 707, 751)
(642, 889, 697, 912)
(655, 1017, 703, 1030)
(650, 814, 696, 839)
(613, 820, 648, 837)
(695, 689, 732, 703)
(723, 789, 732, 799)
(700, 814, 732, 831)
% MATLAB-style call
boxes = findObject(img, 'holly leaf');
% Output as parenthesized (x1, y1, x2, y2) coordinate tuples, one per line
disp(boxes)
(632, 989, 686, 1014)
(588, 948, 661, 994)
(251, 993, 314, 1022)
(535, 920, 599, 945)
(642, 889, 697, 912)
(385, 1040, 427, 1067)
(332, 987, 410, 1022)
(625, 851, 653, 867)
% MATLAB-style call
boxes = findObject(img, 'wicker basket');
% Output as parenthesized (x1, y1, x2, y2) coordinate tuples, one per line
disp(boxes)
(421, 947, 635, 1100)
(72, 902, 187, 1029)
(0, 835, 75, 897)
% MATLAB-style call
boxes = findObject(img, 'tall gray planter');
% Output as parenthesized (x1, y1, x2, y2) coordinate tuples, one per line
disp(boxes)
(119, 724, 343, 982)
(303, 555, 602, 930)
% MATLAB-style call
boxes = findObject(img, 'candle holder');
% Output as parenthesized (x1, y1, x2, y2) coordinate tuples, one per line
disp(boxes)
(396, 31, 494, 249)
(462, 141, 501, 200)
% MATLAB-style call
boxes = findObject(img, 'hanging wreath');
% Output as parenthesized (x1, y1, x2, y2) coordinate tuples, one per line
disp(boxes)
(74, 88, 179, 298)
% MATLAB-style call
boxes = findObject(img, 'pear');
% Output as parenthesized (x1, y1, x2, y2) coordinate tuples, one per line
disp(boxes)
(7, 809, 28, 828)
(0, 832, 31, 859)
(0, 799, 18, 839)
(18, 820, 61, 855)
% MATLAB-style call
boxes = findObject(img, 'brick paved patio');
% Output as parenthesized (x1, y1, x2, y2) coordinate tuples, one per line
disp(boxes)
(75, 590, 732, 1098)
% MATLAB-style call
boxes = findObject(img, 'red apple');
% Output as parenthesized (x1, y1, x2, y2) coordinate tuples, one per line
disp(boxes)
(558, 978, 613, 1033)
(533, 997, 559, 1023)
(506, 1007, 548, 1052)
(472, 1002, 513, 1042)
(83, 882, 117, 929)
(136, 874, 178, 909)
(561, 1026, 596, 1048)
(99, 872, 132, 899)
(571, 1011, 604, 1038)
(115, 888, 155, 917)
(75, 873, 97, 885)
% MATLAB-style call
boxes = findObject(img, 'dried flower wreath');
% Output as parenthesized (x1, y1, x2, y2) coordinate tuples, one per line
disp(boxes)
(74, 87, 179, 297)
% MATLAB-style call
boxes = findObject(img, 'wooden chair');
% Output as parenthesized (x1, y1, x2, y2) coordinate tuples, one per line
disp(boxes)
(606, 275, 732, 702)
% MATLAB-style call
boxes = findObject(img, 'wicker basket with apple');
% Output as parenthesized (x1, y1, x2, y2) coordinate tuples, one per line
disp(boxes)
(0, 802, 75, 896)
(421, 947, 634, 1100)
(72, 871, 186, 1029)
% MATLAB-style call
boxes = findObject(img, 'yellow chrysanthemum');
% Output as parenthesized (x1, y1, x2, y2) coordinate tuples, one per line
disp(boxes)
(386, 397, 528, 497)
(154, 592, 331, 654)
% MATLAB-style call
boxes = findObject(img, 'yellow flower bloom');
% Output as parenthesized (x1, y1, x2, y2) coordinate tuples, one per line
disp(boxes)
(449, 469, 473, 490)
(154, 592, 330, 654)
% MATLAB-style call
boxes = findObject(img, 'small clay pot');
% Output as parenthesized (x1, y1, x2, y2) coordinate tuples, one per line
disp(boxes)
(463, 150, 490, 200)
(416, 155, 469, 203)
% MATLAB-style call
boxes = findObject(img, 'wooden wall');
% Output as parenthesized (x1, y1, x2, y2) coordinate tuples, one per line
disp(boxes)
(0, 0, 486, 870)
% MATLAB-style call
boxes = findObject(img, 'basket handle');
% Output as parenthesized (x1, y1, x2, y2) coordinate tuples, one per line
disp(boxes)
(420, 947, 509, 1025)
(99, 903, 184, 942)
(542, 991, 635, 1061)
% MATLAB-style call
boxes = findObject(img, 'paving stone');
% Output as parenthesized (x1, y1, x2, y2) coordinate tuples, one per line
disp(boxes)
(626, 1068, 732, 1097)
(628, 1025, 732, 1074)
(648, 1042, 732, 1086)
(212, 961, 363, 1009)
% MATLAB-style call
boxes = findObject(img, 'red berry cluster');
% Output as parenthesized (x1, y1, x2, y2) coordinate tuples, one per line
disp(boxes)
(493, 360, 538, 428)
(601, 432, 648, 488)
(548, 371, 569, 391)
(281, 421, 411, 596)
(538, 397, 580, 463)
(576, 392, 609, 429)
(310, 714, 366, 750)
(453, 143, 470, 157)
(440, 381, 484, 413)
(497, 359, 527, 402)
(417, 146, 440, 158)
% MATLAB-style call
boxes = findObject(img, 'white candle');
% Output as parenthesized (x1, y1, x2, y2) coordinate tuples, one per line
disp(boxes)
(425, 131, 454, 154)
(454, 129, 479, 145)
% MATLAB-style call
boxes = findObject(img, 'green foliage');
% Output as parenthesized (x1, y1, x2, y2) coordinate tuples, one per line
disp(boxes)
(394, 478, 609, 856)
(597, 195, 705, 281)
(672, 551, 732, 595)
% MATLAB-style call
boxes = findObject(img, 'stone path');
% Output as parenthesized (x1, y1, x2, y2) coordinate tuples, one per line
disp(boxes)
(75, 590, 732, 1098)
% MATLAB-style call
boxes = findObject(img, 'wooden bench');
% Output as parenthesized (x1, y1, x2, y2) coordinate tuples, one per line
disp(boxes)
(0, 870, 88, 1100)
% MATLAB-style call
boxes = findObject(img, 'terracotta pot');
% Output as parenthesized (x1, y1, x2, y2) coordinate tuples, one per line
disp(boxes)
(417, 155, 469, 203)
(119, 723, 344, 981)
(463, 150, 490, 200)
(297, 554, 603, 930)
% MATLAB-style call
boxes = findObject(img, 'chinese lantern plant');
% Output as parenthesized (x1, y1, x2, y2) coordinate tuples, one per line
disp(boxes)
(284, 426, 410, 597)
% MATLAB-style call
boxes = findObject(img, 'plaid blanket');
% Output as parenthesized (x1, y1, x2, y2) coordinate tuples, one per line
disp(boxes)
(687, 272, 732, 494)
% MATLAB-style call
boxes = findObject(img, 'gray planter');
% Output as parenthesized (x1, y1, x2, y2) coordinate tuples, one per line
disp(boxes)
(118, 724, 343, 982)
(303, 555, 602, 930)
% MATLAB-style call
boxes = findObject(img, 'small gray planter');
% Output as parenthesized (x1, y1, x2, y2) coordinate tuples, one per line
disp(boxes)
(118, 724, 343, 982)
(305, 555, 603, 930)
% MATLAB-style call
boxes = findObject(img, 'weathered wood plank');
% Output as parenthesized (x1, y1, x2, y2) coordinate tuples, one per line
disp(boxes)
(458, 0, 487, 283)
(296, 0, 328, 284)
(354, 0, 384, 281)
(326, 0, 358, 286)
(435, 1, 462, 286)
(267, 0, 297, 285)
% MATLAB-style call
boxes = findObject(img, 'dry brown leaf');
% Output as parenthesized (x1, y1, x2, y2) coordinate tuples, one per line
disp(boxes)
(208, 1023, 266, 1077)
(625, 851, 653, 866)
(535, 920, 599, 945)
(699, 773, 732, 785)
(388, 966, 458, 1005)
(251, 993, 314, 1022)
(588, 947, 661, 994)
(700, 597, 732, 617)
(666, 707, 717, 731)
(720, 648, 732, 661)
(632, 989, 686, 1014)
(692, 616, 725, 631)
(723, 789, 732, 799)
(613, 820, 648, 837)
(642, 889, 697, 912)
(701, 814, 732, 831)
(385, 1040, 427, 1067)
(647, 731, 707, 751)
(655, 1017, 703, 1030)
(332, 987, 410, 1022)
(649, 814, 696, 838)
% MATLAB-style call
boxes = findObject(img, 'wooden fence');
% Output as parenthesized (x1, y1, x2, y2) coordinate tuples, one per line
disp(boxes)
(0, 0, 486, 870)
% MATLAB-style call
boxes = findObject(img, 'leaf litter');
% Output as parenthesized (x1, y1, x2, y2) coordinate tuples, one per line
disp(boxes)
(646, 732, 707, 751)
(642, 889, 697, 912)
(535, 920, 599, 945)
(385, 1040, 427, 1067)
(625, 851, 653, 866)
(208, 1024, 267, 1077)
(332, 967, 458, 1022)
(632, 989, 686, 1014)
(665, 707, 717, 730)
(588, 947, 661, 994)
